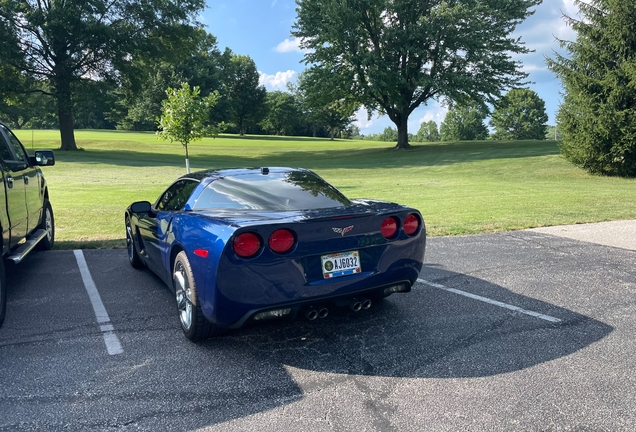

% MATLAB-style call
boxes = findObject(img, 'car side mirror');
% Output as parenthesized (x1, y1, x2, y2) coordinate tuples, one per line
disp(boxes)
(32, 150, 56, 166)
(130, 201, 152, 213)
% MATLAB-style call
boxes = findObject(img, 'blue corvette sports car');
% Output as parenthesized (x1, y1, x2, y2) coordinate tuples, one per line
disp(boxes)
(126, 167, 426, 341)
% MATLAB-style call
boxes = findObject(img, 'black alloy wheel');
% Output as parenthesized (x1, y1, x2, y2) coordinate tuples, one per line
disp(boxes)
(36, 200, 55, 251)
(125, 216, 144, 269)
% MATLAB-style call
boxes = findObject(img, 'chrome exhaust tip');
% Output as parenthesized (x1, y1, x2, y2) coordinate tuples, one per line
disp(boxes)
(305, 307, 319, 321)
(361, 299, 372, 310)
(318, 307, 329, 319)
(349, 299, 363, 312)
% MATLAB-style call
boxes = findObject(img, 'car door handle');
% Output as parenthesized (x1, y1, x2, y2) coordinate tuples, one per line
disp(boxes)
(6, 176, 13, 188)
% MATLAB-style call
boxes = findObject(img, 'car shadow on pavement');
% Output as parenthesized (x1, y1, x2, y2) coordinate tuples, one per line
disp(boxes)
(203, 265, 612, 381)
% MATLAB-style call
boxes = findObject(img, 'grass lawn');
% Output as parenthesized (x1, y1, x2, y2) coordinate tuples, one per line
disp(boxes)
(14, 129, 636, 249)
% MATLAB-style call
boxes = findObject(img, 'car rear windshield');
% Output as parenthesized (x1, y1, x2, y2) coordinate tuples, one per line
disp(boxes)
(191, 170, 352, 211)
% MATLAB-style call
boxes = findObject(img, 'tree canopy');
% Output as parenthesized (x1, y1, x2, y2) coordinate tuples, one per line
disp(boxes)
(440, 104, 488, 141)
(547, 0, 636, 177)
(414, 121, 441, 142)
(293, 0, 541, 149)
(227, 54, 267, 136)
(0, 0, 205, 150)
(295, 70, 358, 140)
(157, 83, 220, 173)
(490, 88, 548, 140)
(261, 91, 304, 136)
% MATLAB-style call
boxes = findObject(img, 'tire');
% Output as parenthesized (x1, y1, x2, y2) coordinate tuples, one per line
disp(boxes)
(36, 199, 54, 251)
(125, 216, 144, 269)
(173, 251, 224, 342)
(0, 259, 7, 327)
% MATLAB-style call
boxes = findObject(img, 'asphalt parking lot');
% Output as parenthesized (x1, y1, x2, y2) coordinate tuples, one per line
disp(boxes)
(0, 228, 634, 431)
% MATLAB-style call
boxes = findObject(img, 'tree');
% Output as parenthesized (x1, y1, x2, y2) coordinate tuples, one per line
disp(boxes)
(0, 72, 39, 129)
(0, 20, 38, 128)
(546, 0, 636, 177)
(342, 124, 361, 139)
(490, 88, 548, 140)
(113, 31, 232, 131)
(414, 121, 441, 142)
(0, 0, 205, 150)
(379, 126, 398, 142)
(227, 54, 267, 136)
(293, 0, 540, 149)
(157, 83, 220, 173)
(261, 91, 304, 136)
(295, 69, 358, 140)
(72, 79, 118, 130)
(440, 105, 488, 141)
(114, 64, 185, 131)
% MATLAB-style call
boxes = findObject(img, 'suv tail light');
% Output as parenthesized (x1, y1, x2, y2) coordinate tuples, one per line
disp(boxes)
(268, 229, 295, 254)
(233, 232, 261, 258)
(381, 217, 399, 239)
(403, 214, 420, 235)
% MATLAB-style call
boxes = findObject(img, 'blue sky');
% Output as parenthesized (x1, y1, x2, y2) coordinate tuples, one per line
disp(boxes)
(201, 0, 578, 135)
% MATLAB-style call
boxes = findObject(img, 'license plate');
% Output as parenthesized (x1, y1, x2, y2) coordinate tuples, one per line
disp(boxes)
(321, 251, 361, 279)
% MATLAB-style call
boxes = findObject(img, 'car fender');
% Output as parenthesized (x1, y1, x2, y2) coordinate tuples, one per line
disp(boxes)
(166, 214, 237, 320)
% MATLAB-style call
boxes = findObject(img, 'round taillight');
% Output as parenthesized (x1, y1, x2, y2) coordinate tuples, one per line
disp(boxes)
(403, 214, 419, 236)
(381, 217, 398, 239)
(233, 232, 261, 258)
(268, 229, 295, 254)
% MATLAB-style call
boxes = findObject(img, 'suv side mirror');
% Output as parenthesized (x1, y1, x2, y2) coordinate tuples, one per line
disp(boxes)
(32, 150, 56, 166)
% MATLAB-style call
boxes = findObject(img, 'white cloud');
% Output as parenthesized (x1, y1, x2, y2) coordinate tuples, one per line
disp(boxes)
(562, 0, 578, 16)
(259, 70, 298, 91)
(354, 108, 376, 130)
(415, 102, 448, 128)
(274, 37, 309, 53)
(518, 0, 580, 55)
(522, 63, 548, 73)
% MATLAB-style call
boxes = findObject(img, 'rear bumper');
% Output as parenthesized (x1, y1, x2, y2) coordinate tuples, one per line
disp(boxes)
(224, 279, 413, 329)
(204, 255, 422, 327)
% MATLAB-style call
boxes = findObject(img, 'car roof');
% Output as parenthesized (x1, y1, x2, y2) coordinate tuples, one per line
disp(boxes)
(179, 167, 306, 182)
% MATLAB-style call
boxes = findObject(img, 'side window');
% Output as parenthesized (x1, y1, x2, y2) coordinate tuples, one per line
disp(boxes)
(156, 180, 199, 212)
(0, 125, 27, 163)
(0, 126, 16, 162)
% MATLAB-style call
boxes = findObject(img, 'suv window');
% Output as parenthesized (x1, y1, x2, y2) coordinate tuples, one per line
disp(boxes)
(0, 138, 12, 162)
(156, 180, 199, 211)
(0, 124, 28, 163)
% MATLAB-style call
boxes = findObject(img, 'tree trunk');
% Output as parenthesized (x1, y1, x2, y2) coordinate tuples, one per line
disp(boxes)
(55, 77, 78, 151)
(184, 143, 190, 173)
(394, 114, 410, 149)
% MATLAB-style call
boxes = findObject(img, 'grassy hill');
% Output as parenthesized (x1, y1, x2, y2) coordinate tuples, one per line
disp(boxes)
(14, 129, 636, 249)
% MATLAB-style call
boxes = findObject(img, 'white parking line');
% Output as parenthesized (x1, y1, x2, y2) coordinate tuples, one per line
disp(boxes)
(74, 250, 124, 355)
(417, 278, 562, 323)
